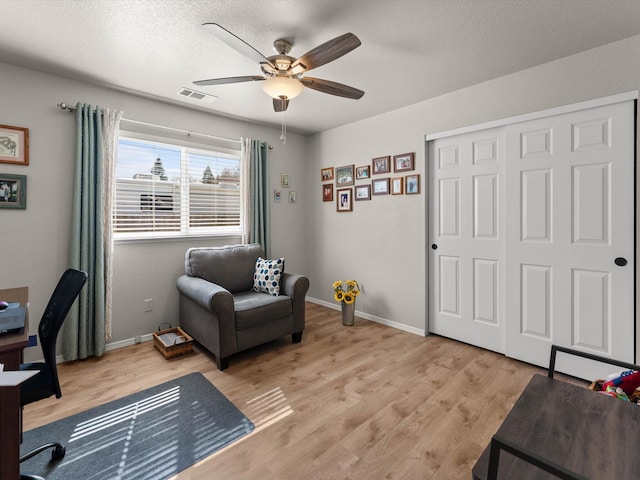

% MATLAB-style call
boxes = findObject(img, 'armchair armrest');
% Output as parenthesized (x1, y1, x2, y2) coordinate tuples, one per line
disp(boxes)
(176, 275, 234, 316)
(281, 272, 310, 299)
(280, 273, 309, 335)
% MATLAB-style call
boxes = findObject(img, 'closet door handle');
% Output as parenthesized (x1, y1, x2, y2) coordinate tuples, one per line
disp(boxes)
(431, 244, 438, 250)
(614, 257, 627, 266)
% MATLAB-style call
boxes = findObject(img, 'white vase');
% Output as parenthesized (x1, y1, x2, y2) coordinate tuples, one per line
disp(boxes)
(341, 302, 355, 326)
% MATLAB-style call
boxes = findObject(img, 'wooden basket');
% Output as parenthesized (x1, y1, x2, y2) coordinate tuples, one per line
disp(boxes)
(153, 326, 193, 359)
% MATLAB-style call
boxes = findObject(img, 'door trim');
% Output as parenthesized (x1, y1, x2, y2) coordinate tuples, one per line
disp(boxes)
(425, 90, 638, 142)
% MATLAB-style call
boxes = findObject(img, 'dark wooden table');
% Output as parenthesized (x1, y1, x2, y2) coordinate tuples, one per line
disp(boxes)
(472, 374, 640, 479)
(0, 287, 29, 370)
(0, 286, 29, 480)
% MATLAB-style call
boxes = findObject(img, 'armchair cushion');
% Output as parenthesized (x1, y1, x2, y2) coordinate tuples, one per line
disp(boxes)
(253, 257, 285, 296)
(234, 291, 292, 330)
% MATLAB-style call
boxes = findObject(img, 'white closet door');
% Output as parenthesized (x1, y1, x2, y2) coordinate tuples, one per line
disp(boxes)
(428, 128, 506, 353)
(428, 99, 635, 379)
(504, 101, 635, 377)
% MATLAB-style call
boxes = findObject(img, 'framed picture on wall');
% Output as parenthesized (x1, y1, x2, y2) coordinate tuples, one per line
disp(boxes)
(372, 178, 390, 195)
(391, 177, 404, 195)
(355, 184, 371, 201)
(281, 173, 290, 188)
(336, 188, 353, 212)
(322, 183, 333, 202)
(0, 173, 26, 209)
(405, 174, 420, 194)
(335, 164, 355, 186)
(372, 156, 390, 175)
(356, 165, 371, 180)
(393, 152, 414, 172)
(0, 124, 29, 165)
(321, 167, 334, 181)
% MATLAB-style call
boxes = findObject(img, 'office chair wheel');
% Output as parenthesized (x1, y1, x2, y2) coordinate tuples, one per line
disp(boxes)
(51, 444, 65, 461)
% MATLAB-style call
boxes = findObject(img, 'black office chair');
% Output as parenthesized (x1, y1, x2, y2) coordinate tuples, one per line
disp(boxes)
(19, 268, 88, 479)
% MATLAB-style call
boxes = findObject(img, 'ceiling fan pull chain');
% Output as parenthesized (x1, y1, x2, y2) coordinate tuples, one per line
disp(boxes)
(280, 96, 287, 145)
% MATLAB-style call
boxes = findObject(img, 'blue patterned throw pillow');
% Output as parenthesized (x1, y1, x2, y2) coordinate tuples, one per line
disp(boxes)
(253, 257, 285, 296)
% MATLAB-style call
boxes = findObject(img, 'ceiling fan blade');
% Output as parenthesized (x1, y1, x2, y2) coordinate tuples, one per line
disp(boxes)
(300, 77, 364, 99)
(203, 23, 276, 70)
(290, 33, 361, 74)
(273, 97, 290, 112)
(194, 76, 265, 86)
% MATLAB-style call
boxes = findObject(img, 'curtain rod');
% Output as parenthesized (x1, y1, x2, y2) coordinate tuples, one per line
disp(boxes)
(57, 102, 242, 145)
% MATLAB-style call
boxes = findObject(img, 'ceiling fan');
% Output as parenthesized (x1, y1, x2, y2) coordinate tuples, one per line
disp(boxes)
(194, 23, 365, 112)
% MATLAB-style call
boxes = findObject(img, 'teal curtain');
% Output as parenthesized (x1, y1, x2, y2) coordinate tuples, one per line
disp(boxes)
(249, 140, 270, 257)
(63, 103, 114, 360)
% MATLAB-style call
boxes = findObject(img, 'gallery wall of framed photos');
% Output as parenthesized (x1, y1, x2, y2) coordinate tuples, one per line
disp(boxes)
(274, 171, 297, 204)
(0, 124, 29, 209)
(321, 151, 419, 212)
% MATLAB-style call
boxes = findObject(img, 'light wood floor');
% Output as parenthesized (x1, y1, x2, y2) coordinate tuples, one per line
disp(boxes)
(25, 303, 559, 479)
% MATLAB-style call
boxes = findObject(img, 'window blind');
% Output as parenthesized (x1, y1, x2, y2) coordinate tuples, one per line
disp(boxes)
(114, 136, 241, 238)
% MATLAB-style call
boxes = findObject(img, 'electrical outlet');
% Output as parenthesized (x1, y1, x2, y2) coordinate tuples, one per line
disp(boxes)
(135, 335, 142, 344)
(144, 298, 153, 312)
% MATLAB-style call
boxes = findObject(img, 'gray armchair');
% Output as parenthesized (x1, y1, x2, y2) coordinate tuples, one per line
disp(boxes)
(176, 243, 309, 370)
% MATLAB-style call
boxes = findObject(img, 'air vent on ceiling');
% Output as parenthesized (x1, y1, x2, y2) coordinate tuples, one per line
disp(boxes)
(177, 88, 218, 104)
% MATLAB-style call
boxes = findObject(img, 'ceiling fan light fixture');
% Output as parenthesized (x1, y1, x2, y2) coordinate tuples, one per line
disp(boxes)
(262, 76, 304, 99)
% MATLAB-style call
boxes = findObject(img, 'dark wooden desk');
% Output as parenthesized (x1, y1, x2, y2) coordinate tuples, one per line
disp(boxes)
(472, 374, 640, 479)
(0, 287, 29, 369)
(1, 372, 37, 480)
(0, 286, 29, 480)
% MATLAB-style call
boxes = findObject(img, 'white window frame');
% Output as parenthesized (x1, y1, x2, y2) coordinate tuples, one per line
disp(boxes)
(114, 129, 243, 242)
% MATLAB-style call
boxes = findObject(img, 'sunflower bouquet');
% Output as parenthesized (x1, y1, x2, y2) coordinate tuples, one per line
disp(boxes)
(332, 280, 361, 304)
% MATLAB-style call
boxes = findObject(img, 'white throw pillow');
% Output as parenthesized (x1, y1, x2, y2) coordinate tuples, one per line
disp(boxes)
(253, 257, 285, 296)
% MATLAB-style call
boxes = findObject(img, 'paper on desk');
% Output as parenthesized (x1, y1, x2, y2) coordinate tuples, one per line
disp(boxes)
(0, 370, 38, 386)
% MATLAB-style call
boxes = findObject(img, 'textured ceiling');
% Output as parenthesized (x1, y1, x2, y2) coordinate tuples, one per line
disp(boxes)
(2, 0, 640, 135)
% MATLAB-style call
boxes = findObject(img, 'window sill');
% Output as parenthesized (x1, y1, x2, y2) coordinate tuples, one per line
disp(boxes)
(114, 231, 242, 245)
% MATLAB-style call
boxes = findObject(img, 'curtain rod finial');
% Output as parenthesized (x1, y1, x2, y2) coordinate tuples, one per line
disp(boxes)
(58, 102, 75, 112)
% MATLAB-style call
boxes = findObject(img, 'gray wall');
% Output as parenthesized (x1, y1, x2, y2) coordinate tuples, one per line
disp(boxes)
(3, 33, 640, 363)
(307, 35, 640, 347)
(0, 62, 309, 361)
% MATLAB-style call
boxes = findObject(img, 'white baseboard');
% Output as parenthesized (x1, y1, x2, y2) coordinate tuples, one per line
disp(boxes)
(54, 333, 154, 364)
(105, 333, 154, 352)
(306, 297, 426, 337)
(53, 302, 425, 364)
